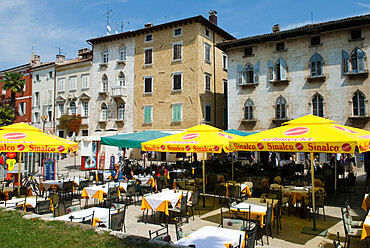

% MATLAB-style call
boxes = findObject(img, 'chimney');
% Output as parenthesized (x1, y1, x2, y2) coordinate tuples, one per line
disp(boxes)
(272, 24, 280, 33)
(144, 23, 153, 28)
(78, 48, 92, 59)
(209, 10, 217, 25)
(56, 54, 65, 62)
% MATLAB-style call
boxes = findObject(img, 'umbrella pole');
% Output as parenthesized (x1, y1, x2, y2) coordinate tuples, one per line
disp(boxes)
(17, 153, 22, 196)
(310, 152, 317, 231)
(203, 153, 206, 208)
(334, 158, 337, 202)
(232, 153, 234, 181)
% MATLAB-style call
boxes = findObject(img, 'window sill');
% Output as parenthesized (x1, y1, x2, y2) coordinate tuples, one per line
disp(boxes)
(243, 55, 254, 58)
(99, 63, 108, 67)
(307, 75, 326, 82)
(309, 43, 323, 48)
(348, 116, 369, 120)
(171, 121, 182, 126)
(171, 59, 182, 64)
(269, 79, 289, 86)
(205, 89, 212, 93)
(143, 92, 153, 96)
(69, 89, 77, 92)
(116, 60, 126, 65)
(241, 119, 257, 123)
(171, 89, 182, 94)
(58, 90, 65, 93)
(115, 119, 125, 123)
(98, 91, 109, 95)
(81, 87, 89, 90)
(274, 49, 287, 53)
(204, 60, 212, 65)
(143, 64, 153, 68)
(142, 122, 152, 127)
(344, 71, 368, 79)
(98, 120, 108, 124)
(238, 82, 258, 87)
(272, 118, 290, 123)
(348, 37, 364, 42)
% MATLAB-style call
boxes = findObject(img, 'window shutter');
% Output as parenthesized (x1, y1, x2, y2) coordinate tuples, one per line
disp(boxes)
(254, 62, 260, 82)
(173, 105, 181, 122)
(43, 90, 47, 105)
(342, 50, 350, 73)
(268, 60, 274, 81)
(144, 108, 151, 123)
(280, 59, 287, 80)
(357, 50, 365, 72)
(48, 90, 52, 105)
(237, 64, 243, 85)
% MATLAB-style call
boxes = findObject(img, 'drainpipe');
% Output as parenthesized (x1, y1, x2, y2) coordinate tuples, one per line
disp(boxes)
(53, 65, 56, 133)
(212, 30, 216, 127)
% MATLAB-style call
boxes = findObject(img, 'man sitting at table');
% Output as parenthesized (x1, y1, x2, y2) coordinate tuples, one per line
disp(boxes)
(111, 164, 128, 182)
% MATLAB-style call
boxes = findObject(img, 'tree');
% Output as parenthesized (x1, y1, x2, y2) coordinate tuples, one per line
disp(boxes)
(0, 104, 16, 126)
(58, 114, 82, 135)
(1, 71, 26, 110)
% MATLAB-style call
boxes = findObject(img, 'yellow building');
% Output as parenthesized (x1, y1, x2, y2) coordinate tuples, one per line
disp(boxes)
(133, 13, 234, 132)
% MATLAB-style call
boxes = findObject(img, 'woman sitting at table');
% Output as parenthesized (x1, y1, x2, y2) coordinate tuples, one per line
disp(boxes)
(270, 176, 289, 196)
(111, 164, 128, 183)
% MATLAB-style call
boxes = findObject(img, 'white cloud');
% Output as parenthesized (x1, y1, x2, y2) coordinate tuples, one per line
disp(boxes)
(281, 21, 312, 31)
(357, 2, 370, 8)
(82, 0, 128, 11)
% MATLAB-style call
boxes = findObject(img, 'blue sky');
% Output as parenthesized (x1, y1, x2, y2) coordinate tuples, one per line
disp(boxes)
(1, 0, 369, 69)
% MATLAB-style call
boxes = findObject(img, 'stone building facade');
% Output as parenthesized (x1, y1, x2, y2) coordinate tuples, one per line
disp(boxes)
(218, 15, 370, 132)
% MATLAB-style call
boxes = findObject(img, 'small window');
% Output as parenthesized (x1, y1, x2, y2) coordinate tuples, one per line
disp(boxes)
(82, 130, 88, 136)
(205, 73, 211, 91)
(102, 75, 108, 92)
(310, 53, 323, 77)
(101, 104, 108, 121)
(353, 91, 366, 116)
(18, 102, 25, 116)
(204, 43, 211, 63)
(69, 77, 76, 91)
(173, 43, 182, 60)
(144, 77, 152, 93)
(244, 64, 254, 84)
(35, 74, 40, 81)
(244, 99, 254, 120)
(34, 112, 39, 123)
(120, 46, 127, 61)
(103, 49, 109, 63)
(145, 34, 153, 42)
(275, 96, 287, 119)
(144, 48, 153, 65)
(48, 111, 52, 122)
(70, 101, 76, 115)
(172, 73, 182, 91)
(118, 104, 125, 120)
(276, 42, 285, 51)
(48, 71, 53, 79)
(58, 103, 64, 116)
(223, 79, 227, 97)
(172, 104, 182, 122)
(82, 75, 89, 89)
(351, 29, 362, 40)
(205, 104, 211, 122)
(312, 94, 324, 117)
(82, 101, 89, 116)
(310, 36, 321, 46)
(144, 106, 153, 123)
(244, 47, 253, 57)
(174, 28, 182, 36)
(58, 79, 65, 92)
(205, 28, 210, 38)
(34, 92, 40, 107)
(222, 54, 227, 70)
(118, 72, 125, 87)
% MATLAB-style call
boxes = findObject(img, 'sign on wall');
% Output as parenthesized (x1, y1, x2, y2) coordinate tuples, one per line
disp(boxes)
(43, 158, 55, 180)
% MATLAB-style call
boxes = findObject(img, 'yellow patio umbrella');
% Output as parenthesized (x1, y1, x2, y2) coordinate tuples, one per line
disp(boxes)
(230, 114, 370, 231)
(0, 123, 79, 195)
(141, 124, 242, 206)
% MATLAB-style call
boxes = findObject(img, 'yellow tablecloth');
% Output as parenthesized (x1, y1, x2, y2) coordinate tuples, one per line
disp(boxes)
(224, 183, 252, 198)
(81, 186, 123, 202)
(230, 203, 272, 228)
(141, 197, 171, 215)
(362, 194, 370, 212)
(361, 215, 370, 240)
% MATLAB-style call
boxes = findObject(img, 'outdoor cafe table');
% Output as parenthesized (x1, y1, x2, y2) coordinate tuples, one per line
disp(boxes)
(173, 179, 195, 189)
(55, 207, 110, 227)
(141, 189, 192, 216)
(1, 186, 33, 200)
(81, 182, 127, 202)
(39, 179, 78, 191)
(174, 226, 245, 248)
(285, 186, 310, 205)
(0, 197, 50, 209)
(224, 182, 253, 198)
(361, 211, 370, 240)
(362, 194, 370, 212)
(230, 202, 272, 228)
(133, 175, 154, 186)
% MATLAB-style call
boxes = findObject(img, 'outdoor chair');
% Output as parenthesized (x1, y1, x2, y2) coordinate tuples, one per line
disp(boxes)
(242, 226, 257, 248)
(122, 183, 136, 205)
(142, 193, 155, 224)
(256, 202, 273, 246)
(213, 184, 226, 208)
(341, 207, 362, 248)
(109, 204, 126, 232)
(89, 171, 96, 183)
(97, 172, 104, 185)
(148, 223, 171, 242)
(169, 193, 189, 223)
(308, 191, 326, 221)
(174, 217, 189, 240)
(220, 207, 256, 232)
(77, 180, 90, 205)
(343, 200, 364, 227)
(187, 190, 200, 220)
(104, 186, 119, 208)
(69, 210, 95, 225)
(61, 181, 74, 201)
(333, 232, 341, 248)
(35, 198, 52, 214)
(273, 194, 283, 235)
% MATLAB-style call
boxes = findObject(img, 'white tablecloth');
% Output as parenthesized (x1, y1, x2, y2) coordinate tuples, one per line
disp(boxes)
(41, 179, 75, 191)
(133, 175, 152, 184)
(83, 182, 128, 199)
(0, 198, 26, 207)
(144, 190, 191, 211)
(175, 226, 245, 248)
(231, 202, 267, 214)
(98, 171, 112, 180)
(55, 207, 111, 227)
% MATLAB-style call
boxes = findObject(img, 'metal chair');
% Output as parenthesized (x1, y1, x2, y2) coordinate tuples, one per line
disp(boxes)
(341, 206, 362, 248)
(109, 204, 126, 232)
(69, 211, 95, 225)
(187, 190, 200, 220)
(149, 223, 171, 242)
(169, 193, 189, 223)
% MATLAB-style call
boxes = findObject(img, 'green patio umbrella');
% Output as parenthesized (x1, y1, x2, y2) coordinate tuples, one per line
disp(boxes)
(224, 129, 258, 137)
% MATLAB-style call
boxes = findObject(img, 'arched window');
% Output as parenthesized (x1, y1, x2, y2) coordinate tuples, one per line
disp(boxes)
(120, 46, 127, 61)
(101, 104, 108, 121)
(353, 91, 366, 116)
(118, 72, 125, 87)
(244, 64, 254, 84)
(310, 53, 323, 77)
(118, 103, 125, 120)
(69, 101, 76, 115)
(244, 98, 254, 120)
(102, 74, 108, 92)
(351, 48, 365, 73)
(103, 49, 109, 63)
(275, 96, 287, 119)
(269, 58, 287, 81)
(312, 93, 324, 117)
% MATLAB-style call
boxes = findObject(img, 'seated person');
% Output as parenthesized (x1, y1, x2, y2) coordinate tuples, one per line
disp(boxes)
(111, 164, 128, 182)
(313, 179, 325, 193)
(270, 176, 289, 196)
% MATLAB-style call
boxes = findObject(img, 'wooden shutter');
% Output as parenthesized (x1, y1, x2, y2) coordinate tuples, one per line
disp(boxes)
(357, 49, 365, 72)
(342, 50, 349, 73)
(268, 60, 274, 81)
(280, 59, 287, 80)
(237, 64, 243, 85)
(254, 62, 260, 82)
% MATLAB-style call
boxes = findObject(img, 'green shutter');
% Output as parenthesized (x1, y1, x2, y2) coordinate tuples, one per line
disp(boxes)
(144, 107, 152, 123)
(173, 105, 181, 122)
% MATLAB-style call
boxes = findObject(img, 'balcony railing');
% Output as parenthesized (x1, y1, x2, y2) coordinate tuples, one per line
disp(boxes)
(111, 86, 127, 98)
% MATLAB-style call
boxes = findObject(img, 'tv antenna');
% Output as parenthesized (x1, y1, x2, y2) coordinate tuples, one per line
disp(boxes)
(56, 47, 65, 55)
(103, 8, 113, 35)
(116, 21, 130, 33)
(164, 16, 173, 23)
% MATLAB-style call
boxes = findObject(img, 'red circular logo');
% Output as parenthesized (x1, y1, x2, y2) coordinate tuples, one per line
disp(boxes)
(218, 133, 234, 139)
(17, 144, 25, 151)
(57, 145, 65, 152)
(334, 126, 358, 134)
(185, 145, 191, 152)
(295, 143, 304, 150)
(3, 132, 27, 140)
(160, 145, 165, 151)
(181, 133, 199, 140)
(341, 143, 352, 152)
(213, 146, 220, 152)
(257, 143, 264, 150)
(284, 127, 309, 136)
